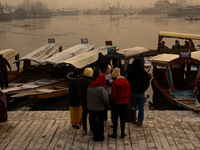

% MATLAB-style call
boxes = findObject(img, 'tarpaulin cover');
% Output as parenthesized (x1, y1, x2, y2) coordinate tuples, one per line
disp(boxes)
(15, 43, 61, 64)
(42, 43, 94, 65)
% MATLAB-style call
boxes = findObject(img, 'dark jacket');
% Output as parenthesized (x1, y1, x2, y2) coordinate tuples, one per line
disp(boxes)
(67, 72, 80, 107)
(127, 59, 150, 94)
(77, 76, 94, 108)
(111, 76, 131, 104)
(0, 58, 11, 73)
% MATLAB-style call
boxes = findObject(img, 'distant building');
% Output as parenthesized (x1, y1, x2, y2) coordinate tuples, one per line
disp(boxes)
(154, 0, 170, 13)
(11, 8, 28, 19)
(139, 0, 171, 14)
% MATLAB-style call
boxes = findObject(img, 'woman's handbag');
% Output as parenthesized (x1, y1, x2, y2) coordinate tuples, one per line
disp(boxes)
(125, 107, 136, 123)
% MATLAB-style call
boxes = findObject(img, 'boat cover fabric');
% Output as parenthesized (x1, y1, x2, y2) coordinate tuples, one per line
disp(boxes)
(0, 49, 19, 60)
(42, 43, 94, 65)
(63, 46, 112, 69)
(15, 43, 61, 63)
(64, 46, 149, 69)
(0, 91, 7, 122)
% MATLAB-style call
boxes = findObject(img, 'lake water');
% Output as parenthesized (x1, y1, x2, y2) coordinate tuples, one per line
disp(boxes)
(2, 14, 200, 110)
(1, 14, 200, 58)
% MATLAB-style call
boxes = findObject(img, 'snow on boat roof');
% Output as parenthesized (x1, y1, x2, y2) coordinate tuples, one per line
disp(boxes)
(149, 51, 200, 64)
(149, 54, 179, 64)
(63, 46, 113, 69)
(117, 47, 149, 57)
(0, 49, 19, 60)
(15, 43, 61, 64)
(159, 31, 200, 40)
(191, 51, 200, 60)
(42, 43, 94, 65)
(63, 46, 149, 69)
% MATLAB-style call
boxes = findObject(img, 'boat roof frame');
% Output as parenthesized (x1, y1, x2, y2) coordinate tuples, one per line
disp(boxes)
(159, 31, 200, 40)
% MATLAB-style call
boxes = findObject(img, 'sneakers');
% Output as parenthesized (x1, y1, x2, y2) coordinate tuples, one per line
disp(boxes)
(108, 133, 117, 138)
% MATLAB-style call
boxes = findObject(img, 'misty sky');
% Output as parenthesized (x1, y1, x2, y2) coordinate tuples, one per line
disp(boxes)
(3, 0, 200, 9)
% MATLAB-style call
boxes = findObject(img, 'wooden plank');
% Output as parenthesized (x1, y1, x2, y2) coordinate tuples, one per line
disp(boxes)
(129, 123, 140, 149)
(0, 120, 27, 149)
(179, 121, 200, 149)
(47, 119, 67, 149)
(54, 122, 71, 150)
(166, 120, 186, 150)
(31, 120, 56, 149)
(155, 118, 171, 150)
(40, 120, 61, 150)
(64, 126, 78, 149)
(12, 120, 39, 150)
(4, 120, 33, 150)
(147, 120, 162, 149)
(123, 123, 133, 150)
(0, 121, 19, 143)
(25, 120, 52, 149)
(174, 121, 196, 149)
(19, 119, 45, 150)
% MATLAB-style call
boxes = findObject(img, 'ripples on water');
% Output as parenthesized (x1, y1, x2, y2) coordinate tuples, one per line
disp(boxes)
(0, 14, 200, 57)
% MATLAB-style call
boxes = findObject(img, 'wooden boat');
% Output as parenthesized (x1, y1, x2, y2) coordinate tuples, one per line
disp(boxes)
(0, 49, 21, 82)
(11, 39, 62, 83)
(185, 16, 200, 21)
(149, 51, 200, 112)
(2, 77, 67, 95)
(146, 31, 200, 56)
(11, 83, 68, 99)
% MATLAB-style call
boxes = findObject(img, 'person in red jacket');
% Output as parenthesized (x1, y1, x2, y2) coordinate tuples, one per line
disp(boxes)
(109, 67, 131, 139)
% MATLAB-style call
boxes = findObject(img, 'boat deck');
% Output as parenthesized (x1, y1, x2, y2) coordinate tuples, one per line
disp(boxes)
(0, 110, 200, 150)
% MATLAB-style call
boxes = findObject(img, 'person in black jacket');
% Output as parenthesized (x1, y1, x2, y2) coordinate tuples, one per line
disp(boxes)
(0, 55, 11, 89)
(77, 67, 95, 135)
(127, 59, 150, 127)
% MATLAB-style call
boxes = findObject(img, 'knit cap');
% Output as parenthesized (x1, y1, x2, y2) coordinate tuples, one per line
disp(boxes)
(84, 67, 93, 78)
(111, 67, 120, 78)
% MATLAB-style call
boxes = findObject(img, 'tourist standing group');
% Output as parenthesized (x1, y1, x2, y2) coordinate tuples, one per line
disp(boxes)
(66, 58, 150, 142)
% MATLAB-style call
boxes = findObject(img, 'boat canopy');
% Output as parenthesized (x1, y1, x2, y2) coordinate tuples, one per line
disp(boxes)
(63, 46, 149, 69)
(42, 43, 94, 66)
(159, 31, 200, 40)
(149, 51, 200, 64)
(149, 54, 179, 64)
(0, 49, 19, 60)
(116, 47, 149, 58)
(15, 43, 61, 64)
(63, 46, 113, 69)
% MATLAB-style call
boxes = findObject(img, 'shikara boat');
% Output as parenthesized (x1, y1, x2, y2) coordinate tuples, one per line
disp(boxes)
(149, 51, 200, 112)
(11, 83, 68, 99)
(0, 49, 21, 82)
(11, 39, 62, 83)
(146, 31, 200, 56)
